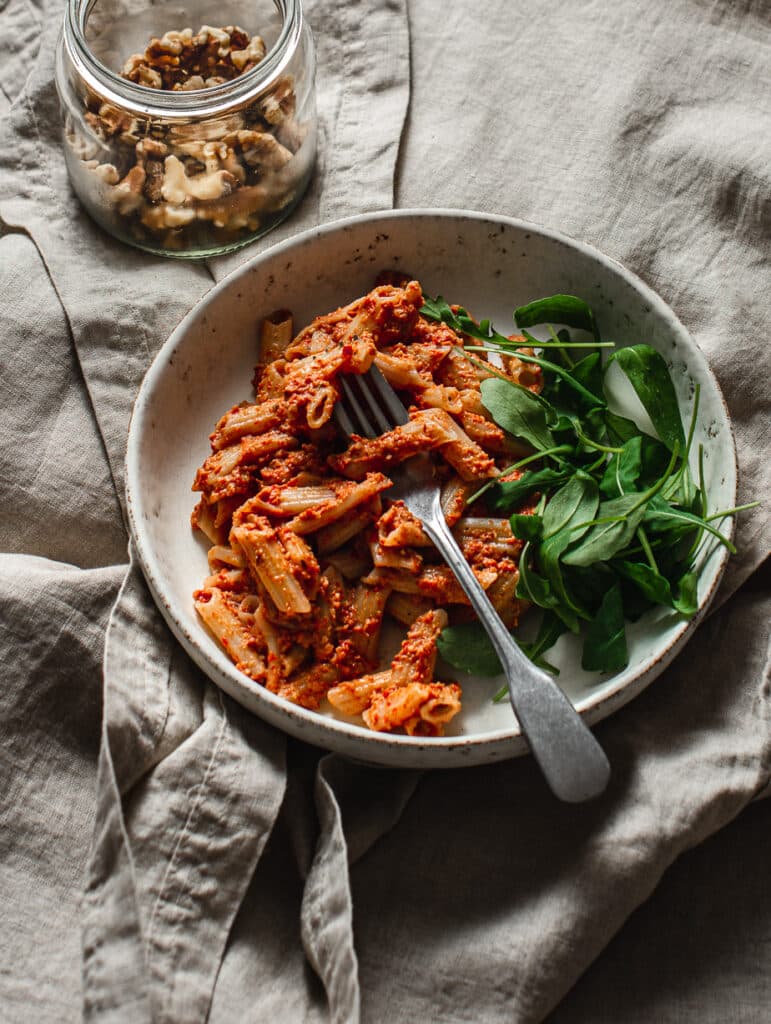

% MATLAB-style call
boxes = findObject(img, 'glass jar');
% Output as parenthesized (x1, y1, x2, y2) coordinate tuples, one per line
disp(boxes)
(56, 0, 316, 258)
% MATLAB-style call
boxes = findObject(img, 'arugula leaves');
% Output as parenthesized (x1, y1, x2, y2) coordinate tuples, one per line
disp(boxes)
(422, 291, 756, 680)
(581, 585, 628, 672)
(479, 378, 556, 451)
(608, 345, 685, 452)
(515, 294, 598, 338)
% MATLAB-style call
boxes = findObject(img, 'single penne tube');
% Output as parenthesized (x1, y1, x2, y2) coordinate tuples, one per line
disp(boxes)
(486, 571, 523, 628)
(361, 566, 421, 594)
(363, 684, 428, 731)
(207, 544, 246, 570)
(454, 517, 515, 541)
(338, 406, 489, 484)
(368, 536, 423, 573)
(191, 498, 222, 545)
(440, 476, 473, 526)
(306, 383, 337, 429)
(422, 410, 497, 481)
(209, 398, 284, 450)
(311, 572, 339, 658)
(284, 326, 336, 360)
(459, 410, 513, 456)
(328, 411, 442, 479)
(435, 346, 481, 390)
(280, 528, 322, 601)
(291, 475, 390, 536)
(385, 591, 434, 627)
(389, 608, 447, 687)
(504, 350, 543, 392)
(458, 387, 486, 415)
(315, 509, 372, 554)
(277, 664, 338, 710)
(373, 350, 426, 389)
(327, 670, 393, 716)
(250, 484, 337, 516)
(255, 359, 287, 401)
(415, 383, 464, 415)
(403, 683, 462, 736)
(203, 567, 251, 591)
(214, 496, 245, 530)
(417, 565, 497, 604)
(194, 587, 266, 681)
(282, 643, 309, 678)
(254, 603, 284, 691)
(260, 309, 294, 363)
(231, 517, 316, 615)
(350, 581, 392, 662)
(324, 547, 371, 580)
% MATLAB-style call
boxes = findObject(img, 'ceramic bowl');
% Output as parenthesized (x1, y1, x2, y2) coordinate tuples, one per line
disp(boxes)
(126, 210, 737, 769)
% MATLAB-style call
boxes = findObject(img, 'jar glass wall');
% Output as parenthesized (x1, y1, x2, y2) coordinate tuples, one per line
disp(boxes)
(56, 0, 316, 258)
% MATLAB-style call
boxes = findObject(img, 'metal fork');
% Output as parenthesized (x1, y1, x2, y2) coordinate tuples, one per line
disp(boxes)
(334, 365, 610, 802)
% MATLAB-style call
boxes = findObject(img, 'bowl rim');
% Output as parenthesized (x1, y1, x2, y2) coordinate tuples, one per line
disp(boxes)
(125, 207, 738, 763)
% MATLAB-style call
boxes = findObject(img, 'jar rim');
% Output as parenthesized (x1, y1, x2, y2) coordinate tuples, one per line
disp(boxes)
(63, 0, 303, 120)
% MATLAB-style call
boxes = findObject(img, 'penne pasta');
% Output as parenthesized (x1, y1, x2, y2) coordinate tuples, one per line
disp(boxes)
(368, 536, 423, 573)
(415, 383, 464, 415)
(373, 350, 426, 389)
(194, 586, 267, 681)
(231, 514, 319, 615)
(363, 682, 461, 735)
(191, 279, 538, 737)
(349, 581, 392, 663)
(209, 398, 284, 450)
(385, 591, 434, 626)
(289, 473, 391, 535)
(260, 308, 294, 363)
(327, 670, 393, 716)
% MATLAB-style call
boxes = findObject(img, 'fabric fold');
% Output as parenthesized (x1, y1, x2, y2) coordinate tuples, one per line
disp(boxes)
(83, 554, 288, 1023)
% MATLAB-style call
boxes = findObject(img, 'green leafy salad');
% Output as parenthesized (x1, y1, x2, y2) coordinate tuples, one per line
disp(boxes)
(420, 293, 755, 684)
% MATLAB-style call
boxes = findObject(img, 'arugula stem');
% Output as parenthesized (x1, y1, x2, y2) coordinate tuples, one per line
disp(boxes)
(685, 443, 709, 563)
(628, 442, 681, 513)
(654, 514, 736, 553)
(664, 383, 700, 499)
(547, 325, 575, 368)
(704, 502, 760, 521)
(464, 342, 610, 351)
(465, 445, 573, 505)
(574, 427, 624, 454)
(636, 526, 659, 573)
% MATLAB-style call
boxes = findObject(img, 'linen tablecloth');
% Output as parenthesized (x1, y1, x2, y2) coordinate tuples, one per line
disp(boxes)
(1, 1, 769, 1021)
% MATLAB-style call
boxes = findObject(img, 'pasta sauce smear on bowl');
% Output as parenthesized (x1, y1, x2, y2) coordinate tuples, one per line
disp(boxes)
(190, 278, 541, 737)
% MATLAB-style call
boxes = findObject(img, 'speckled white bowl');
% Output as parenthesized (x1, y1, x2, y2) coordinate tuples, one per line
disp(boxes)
(126, 210, 737, 769)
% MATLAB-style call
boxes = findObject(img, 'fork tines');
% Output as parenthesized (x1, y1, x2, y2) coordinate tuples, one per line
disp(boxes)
(334, 365, 410, 440)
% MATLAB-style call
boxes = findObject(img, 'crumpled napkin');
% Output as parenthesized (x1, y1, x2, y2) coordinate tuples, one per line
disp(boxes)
(0, 0, 769, 1021)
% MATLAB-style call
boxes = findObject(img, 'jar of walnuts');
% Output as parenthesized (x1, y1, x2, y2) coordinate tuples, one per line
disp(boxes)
(55, 0, 317, 258)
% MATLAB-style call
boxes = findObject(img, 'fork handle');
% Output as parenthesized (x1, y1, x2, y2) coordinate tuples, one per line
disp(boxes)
(423, 513, 610, 803)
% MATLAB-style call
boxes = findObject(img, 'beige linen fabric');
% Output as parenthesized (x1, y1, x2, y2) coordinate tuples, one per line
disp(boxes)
(0, 1, 769, 1023)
